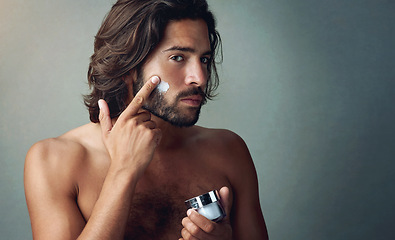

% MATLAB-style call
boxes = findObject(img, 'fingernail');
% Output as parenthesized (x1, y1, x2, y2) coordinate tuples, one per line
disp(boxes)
(98, 99, 103, 110)
(187, 209, 193, 216)
(151, 76, 160, 84)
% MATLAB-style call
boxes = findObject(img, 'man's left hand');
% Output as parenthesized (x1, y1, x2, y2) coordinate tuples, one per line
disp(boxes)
(179, 187, 232, 240)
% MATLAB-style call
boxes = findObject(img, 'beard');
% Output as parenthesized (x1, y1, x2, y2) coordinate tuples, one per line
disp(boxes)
(133, 72, 207, 127)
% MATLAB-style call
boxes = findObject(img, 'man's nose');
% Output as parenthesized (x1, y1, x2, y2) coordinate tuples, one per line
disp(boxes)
(185, 59, 208, 87)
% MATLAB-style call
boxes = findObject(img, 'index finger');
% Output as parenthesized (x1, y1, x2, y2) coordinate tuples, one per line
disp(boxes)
(123, 75, 160, 117)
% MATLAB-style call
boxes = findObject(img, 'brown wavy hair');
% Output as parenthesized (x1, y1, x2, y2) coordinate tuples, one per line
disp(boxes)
(84, 0, 222, 123)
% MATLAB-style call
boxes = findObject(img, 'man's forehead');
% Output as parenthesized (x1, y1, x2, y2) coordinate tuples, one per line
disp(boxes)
(158, 19, 211, 53)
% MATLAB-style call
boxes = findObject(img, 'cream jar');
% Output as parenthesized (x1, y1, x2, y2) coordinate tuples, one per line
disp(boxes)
(185, 190, 226, 222)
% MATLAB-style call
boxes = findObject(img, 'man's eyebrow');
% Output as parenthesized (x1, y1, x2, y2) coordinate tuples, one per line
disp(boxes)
(162, 46, 212, 55)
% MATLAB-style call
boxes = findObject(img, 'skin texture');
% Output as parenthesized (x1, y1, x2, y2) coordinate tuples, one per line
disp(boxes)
(24, 19, 269, 240)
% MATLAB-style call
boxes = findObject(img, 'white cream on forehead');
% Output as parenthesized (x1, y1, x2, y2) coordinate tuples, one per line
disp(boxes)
(157, 80, 169, 93)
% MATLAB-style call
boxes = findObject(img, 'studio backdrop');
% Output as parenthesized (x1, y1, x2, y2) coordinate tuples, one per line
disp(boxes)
(1, 0, 394, 239)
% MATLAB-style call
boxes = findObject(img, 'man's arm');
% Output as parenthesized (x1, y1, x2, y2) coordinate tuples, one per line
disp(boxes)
(24, 139, 87, 239)
(228, 132, 269, 239)
(24, 76, 161, 240)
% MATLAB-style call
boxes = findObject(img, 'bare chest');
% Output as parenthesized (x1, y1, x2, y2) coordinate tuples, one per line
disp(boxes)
(124, 187, 185, 240)
(123, 169, 229, 239)
(77, 152, 230, 239)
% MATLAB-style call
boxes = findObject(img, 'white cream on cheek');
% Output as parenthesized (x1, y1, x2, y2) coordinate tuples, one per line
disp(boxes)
(157, 80, 170, 93)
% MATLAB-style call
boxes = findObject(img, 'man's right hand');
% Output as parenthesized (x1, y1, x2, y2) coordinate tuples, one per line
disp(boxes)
(98, 75, 162, 180)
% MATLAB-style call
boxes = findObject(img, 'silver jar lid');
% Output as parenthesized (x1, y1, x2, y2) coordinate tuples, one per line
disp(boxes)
(185, 190, 220, 209)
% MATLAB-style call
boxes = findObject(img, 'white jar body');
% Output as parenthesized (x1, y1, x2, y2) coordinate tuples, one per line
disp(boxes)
(197, 202, 225, 222)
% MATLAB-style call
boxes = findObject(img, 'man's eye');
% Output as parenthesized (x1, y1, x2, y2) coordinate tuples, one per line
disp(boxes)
(171, 56, 184, 62)
(201, 57, 211, 64)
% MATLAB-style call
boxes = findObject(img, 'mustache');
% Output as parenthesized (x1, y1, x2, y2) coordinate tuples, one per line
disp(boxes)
(176, 87, 206, 101)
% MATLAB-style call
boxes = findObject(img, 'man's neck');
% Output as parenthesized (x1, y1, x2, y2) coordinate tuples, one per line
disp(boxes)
(150, 114, 192, 150)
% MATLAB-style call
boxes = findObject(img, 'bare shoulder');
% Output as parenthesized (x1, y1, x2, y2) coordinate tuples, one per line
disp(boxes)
(194, 126, 251, 161)
(24, 123, 99, 189)
(27, 133, 85, 160)
(194, 126, 258, 183)
(194, 126, 245, 144)
(191, 126, 255, 182)
(26, 125, 91, 170)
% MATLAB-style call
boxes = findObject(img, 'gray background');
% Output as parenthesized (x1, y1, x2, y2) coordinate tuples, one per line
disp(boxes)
(1, 0, 394, 239)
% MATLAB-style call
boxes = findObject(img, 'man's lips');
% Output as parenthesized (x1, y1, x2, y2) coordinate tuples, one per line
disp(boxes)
(180, 95, 203, 106)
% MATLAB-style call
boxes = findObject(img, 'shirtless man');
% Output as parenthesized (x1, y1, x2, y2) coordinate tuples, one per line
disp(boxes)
(24, 0, 268, 239)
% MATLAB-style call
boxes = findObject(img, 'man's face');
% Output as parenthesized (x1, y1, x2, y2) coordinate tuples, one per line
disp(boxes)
(133, 19, 212, 127)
